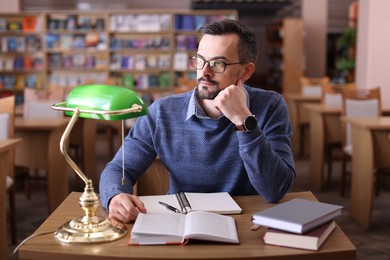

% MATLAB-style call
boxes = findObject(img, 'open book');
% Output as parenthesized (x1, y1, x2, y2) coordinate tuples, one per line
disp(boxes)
(129, 211, 239, 245)
(139, 192, 242, 215)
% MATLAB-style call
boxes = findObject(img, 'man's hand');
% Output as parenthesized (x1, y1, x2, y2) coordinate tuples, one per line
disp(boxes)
(108, 193, 147, 223)
(213, 79, 251, 125)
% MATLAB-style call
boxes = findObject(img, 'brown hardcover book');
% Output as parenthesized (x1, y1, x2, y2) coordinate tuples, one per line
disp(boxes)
(263, 221, 336, 251)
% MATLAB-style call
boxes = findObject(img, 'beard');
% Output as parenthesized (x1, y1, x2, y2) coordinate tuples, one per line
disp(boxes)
(195, 77, 221, 100)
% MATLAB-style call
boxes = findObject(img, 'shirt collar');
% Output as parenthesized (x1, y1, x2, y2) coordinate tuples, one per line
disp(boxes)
(185, 86, 250, 120)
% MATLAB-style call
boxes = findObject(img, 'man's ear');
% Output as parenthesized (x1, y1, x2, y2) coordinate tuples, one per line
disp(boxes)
(240, 62, 255, 81)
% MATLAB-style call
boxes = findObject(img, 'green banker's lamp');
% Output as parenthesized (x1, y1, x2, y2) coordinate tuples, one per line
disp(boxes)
(52, 84, 147, 243)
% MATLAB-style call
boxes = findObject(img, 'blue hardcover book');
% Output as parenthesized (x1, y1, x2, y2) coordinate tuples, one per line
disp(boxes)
(252, 199, 343, 234)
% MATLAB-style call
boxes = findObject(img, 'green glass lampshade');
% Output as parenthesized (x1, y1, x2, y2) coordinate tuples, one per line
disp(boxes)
(54, 84, 148, 120)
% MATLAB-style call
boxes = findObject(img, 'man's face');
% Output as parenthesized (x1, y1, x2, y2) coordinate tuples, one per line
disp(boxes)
(195, 34, 244, 100)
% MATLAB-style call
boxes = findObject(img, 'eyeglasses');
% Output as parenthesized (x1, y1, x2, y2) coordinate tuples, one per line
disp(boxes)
(190, 56, 247, 73)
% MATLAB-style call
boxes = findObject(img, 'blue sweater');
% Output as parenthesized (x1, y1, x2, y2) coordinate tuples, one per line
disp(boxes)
(99, 85, 296, 209)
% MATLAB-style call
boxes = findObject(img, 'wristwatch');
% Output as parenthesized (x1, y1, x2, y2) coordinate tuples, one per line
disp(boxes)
(234, 115, 258, 132)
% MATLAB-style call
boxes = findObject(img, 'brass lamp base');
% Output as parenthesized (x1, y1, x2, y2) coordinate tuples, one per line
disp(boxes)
(55, 181, 127, 243)
(55, 216, 127, 243)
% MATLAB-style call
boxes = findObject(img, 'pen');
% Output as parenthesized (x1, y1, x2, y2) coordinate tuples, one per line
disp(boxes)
(158, 201, 181, 213)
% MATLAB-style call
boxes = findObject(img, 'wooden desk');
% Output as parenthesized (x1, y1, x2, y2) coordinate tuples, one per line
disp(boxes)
(0, 138, 22, 257)
(348, 117, 390, 231)
(19, 191, 356, 260)
(284, 93, 321, 158)
(305, 104, 390, 191)
(15, 118, 69, 213)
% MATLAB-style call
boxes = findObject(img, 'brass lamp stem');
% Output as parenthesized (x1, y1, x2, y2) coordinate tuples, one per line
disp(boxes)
(60, 108, 89, 184)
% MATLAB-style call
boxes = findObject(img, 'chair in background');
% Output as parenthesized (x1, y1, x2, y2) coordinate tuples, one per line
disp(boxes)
(135, 158, 170, 196)
(321, 83, 356, 187)
(298, 76, 330, 157)
(21, 87, 66, 198)
(321, 83, 355, 108)
(0, 95, 17, 244)
(23, 87, 65, 119)
(340, 87, 381, 196)
(300, 76, 330, 97)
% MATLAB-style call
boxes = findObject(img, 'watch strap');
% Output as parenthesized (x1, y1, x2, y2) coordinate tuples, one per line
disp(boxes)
(233, 124, 246, 131)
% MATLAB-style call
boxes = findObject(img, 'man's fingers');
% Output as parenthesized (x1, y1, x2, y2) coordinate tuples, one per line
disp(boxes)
(132, 197, 147, 213)
(109, 208, 133, 223)
(108, 193, 146, 223)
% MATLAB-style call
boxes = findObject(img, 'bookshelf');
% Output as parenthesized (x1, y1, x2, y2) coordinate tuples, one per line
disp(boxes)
(108, 11, 172, 92)
(0, 10, 237, 104)
(265, 18, 304, 94)
(44, 12, 109, 90)
(0, 13, 46, 103)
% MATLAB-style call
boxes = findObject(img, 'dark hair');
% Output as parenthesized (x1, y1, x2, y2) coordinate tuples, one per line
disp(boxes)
(198, 19, 259, 64)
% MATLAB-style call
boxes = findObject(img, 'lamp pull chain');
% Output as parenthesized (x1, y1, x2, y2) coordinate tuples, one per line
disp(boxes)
(121, 120, 126, 186)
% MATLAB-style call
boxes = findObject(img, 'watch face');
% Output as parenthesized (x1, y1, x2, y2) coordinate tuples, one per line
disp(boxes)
(244, 116, 258, 131)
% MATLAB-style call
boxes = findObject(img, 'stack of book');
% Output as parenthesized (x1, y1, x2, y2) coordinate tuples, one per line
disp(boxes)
(252, 198, 343, 251)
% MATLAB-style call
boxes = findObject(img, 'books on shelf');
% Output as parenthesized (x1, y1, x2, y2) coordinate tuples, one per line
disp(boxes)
(0, 18, 6, 32)
(263, 221, 336, 251)
(173, 52, 189, 71)
(22, 16, 41, 32)
(139, 192, 242, 215)
(129, 211, 239, 245)
(1, 10, 237, 94)
(109, 14, 171, 33)
(252, 199, 342, 234)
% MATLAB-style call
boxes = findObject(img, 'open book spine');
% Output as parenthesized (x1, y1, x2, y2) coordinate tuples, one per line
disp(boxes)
(176, 192, 191, 214)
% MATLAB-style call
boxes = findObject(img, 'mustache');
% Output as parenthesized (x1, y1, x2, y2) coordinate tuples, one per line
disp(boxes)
(198, 77, 218, 85)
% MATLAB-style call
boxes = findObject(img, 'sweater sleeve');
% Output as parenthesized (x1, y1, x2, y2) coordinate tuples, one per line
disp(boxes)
(99, 110, 157, 209)
(237, 93, 296, 203)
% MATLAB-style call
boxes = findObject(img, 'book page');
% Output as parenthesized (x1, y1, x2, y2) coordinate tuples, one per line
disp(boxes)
(130, 213, 186, 244)
(139, 194, 182, 214)
(185, 192, 242, 214)
(183, 211, 239, 243)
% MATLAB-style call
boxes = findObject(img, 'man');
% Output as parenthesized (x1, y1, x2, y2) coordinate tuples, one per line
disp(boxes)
(100, 19, 295, 223)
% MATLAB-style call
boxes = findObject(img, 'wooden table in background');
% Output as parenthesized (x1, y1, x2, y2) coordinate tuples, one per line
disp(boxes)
(305, 104, 390, 191)
(0, 138, 22, 257)
(304, 104, 343, 190)
(348, 117, 390, 231)
(15, 118, 69, 213)
(18, 191, 356, 260)
(284, 93, 321, 158)
(16, 104, 99, 191)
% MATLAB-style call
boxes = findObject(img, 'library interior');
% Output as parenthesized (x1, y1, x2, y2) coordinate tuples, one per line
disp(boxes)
(1, 0, 390, 259)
